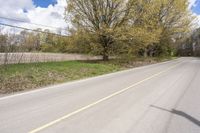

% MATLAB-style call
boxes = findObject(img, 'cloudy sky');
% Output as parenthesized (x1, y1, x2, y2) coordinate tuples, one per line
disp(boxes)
(190, 0, 200, 26)
(0, 0, 67, 34)
(0, 0, 200, 34)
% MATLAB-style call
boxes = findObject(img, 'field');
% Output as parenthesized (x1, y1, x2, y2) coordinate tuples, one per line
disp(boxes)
(0, 61, 120, 94)
(0, 57, 175, 94)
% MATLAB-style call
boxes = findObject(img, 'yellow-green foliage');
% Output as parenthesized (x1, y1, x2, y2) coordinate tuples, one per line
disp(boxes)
(66, 0, 193, 58)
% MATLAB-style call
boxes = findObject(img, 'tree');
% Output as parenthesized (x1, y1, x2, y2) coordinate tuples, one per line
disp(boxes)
(66, 0, 134, 60)
(66, 0, 194, 59)
(125, 0, 193, 57)
(0, 34, 7, 52)
(124, 0, 163, 57)
(153, 0, 193, 56)
(20, 30, 38, 52)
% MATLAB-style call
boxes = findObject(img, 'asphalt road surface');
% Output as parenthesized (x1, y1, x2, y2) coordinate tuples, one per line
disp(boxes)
(0, 57, 200, 133)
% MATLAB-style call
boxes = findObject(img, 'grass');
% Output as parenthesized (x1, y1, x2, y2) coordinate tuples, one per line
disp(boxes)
(0, 61, 120, 94)
(0, 56, 176, 94)
(81, 56, 177, 68)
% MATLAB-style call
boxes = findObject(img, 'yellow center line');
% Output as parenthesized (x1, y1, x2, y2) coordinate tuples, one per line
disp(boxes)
(29, 62, 181, 133)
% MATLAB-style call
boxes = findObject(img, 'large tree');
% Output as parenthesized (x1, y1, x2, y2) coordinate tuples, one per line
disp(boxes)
(66, 0, 193, 59)
(124, 0, 163, 57)
(66, 0, 134, 60)
(153, 0, 193, 56)
(126, 0, 193, 57)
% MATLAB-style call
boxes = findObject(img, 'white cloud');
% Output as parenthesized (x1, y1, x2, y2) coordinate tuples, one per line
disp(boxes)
(188, 0, 200, 27)
(0, 0, 198, 34)
(26, 0, 68, 31)
(193, 13, 200, 27)
(188, 0, 197, 9)
(0, 0, 34, 22)
(0, 0, 69, 35)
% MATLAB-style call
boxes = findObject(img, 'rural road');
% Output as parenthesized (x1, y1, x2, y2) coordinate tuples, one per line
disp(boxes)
(0, 57, 200, 133)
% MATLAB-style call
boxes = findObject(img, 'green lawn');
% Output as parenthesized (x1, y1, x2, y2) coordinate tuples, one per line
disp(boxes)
(0, 61, 120, 94)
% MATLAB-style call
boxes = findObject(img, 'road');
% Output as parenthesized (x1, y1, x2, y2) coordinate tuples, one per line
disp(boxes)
(0, 57, 200, 133)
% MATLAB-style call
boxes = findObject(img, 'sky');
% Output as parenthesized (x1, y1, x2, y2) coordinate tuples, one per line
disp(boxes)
(190, 0, 200, 27)
(0, 0, 68, 34)
(0, 0, 200, 35)
(33, 0, 58, 8)
(191, 0, 200, 14)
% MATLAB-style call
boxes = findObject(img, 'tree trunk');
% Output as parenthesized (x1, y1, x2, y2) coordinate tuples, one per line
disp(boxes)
(102, 45, 109, 61)
(103, 54, 109, 61)
(101, 36, 110, 61)
(144, 48, 148, 58)
(149, 49, 153, 57)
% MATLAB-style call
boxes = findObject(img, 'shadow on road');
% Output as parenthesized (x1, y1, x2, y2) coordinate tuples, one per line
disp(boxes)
(151, 105, 200, 127)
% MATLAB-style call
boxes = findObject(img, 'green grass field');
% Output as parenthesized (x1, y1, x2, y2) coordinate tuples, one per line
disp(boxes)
(0, 57, 175, 94)
(0, 61, 120, 94)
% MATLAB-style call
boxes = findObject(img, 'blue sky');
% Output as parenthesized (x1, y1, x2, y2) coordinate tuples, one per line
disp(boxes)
(33, 0, 200, 14)
(192, 1, 200, 14)
(33, 0, 57, 7)
(0, 0, 68, 34)
(0, 0, 199, 33)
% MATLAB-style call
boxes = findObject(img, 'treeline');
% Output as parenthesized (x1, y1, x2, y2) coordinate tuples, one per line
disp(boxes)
(0, 0, 194, 61)
(66, 0, 193, 60)
(0, 28, 94, 54)
(177, 28, 200, 56)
